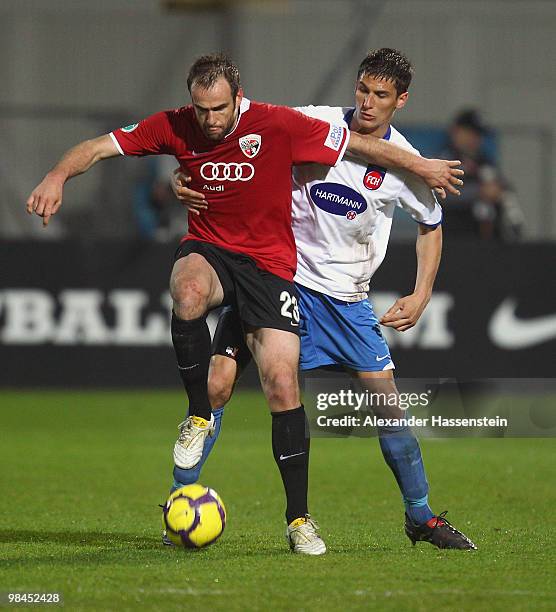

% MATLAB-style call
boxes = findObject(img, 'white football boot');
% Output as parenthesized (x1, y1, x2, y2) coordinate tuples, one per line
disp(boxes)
(286, 515, 326, 555)
(173, 414, 215, 469)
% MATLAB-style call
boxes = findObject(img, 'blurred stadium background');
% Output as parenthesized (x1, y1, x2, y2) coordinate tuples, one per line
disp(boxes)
(0, 0, 554, 385)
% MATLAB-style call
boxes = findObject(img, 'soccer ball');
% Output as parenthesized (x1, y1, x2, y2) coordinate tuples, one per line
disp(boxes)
(162, 484, 226, 548)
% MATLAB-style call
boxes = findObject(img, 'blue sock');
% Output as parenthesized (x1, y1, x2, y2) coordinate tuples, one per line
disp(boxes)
(377, 424, 434, 525)
(171, 406, 224, 493)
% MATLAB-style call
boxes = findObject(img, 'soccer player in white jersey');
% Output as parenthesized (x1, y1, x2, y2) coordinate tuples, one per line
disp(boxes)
(172, 49, 476, 550)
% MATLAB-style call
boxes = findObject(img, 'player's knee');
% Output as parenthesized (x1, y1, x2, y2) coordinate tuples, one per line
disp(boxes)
(171, 277, 211, 320)
(263, 368, 298, 407)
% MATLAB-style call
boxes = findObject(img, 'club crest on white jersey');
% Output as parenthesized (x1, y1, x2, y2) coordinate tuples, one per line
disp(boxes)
(363, 165, 387, 190)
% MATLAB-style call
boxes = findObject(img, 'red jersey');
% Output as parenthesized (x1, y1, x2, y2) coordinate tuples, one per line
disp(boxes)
(111, 98, 348, 280)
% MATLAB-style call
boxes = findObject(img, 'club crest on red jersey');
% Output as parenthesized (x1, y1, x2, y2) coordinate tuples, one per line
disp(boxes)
(363, 164, 386, 190)
(239, 134, 261, 159)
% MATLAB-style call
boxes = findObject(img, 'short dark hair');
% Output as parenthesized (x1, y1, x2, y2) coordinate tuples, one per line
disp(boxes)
(187, 53, 241, 99)
(453, 109, 486, 134)
(357, 48, 413, 96)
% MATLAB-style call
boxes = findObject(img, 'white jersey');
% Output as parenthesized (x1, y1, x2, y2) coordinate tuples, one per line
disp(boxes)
(292, 106, 442, 302)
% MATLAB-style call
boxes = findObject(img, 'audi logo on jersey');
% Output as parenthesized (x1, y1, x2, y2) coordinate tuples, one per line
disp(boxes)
(200, 162, 255, 182)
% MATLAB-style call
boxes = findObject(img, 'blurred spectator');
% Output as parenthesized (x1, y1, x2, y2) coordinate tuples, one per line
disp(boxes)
(133, 157, 187, 241)
(441, 109, 524, 241)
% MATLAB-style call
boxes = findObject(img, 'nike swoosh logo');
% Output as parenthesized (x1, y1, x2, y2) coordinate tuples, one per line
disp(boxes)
(279, 452, 305, 461)
(376, 354, 390, 361)
(488, 298, 556, 349)
(177, 363, 199, 371)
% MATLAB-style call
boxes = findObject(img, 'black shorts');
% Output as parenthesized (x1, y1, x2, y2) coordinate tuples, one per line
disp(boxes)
(211, 306, 253, 372)
(174, 239, 300, 335)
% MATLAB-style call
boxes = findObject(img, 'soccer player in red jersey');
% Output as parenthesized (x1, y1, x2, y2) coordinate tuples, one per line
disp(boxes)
(26, 54, 463, 554)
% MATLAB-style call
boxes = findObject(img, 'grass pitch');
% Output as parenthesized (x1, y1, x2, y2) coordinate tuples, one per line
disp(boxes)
(0, 390, 555, 611)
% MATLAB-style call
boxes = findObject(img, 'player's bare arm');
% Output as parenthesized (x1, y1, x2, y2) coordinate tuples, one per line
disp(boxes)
(380, 224, 442, 332)
(170, 157, 458, 216)
(346, 131, 463, 197)
(26, 134, 119, 227)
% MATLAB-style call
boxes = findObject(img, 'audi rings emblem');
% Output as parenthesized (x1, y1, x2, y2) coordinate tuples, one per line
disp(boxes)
(200, 162, 255, 182)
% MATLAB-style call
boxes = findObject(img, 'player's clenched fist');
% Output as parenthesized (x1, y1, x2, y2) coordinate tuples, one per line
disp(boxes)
(380, 293, 430, 332)
(26, 173, 65, 227)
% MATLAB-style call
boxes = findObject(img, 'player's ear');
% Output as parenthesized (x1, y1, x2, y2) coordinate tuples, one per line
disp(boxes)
(396, 92, 409, 110)
(236, 88, 244, 108)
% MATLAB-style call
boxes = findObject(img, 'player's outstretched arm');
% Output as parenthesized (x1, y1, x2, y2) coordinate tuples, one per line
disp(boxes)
(346, 132, 463, 197)
(26, 134, 120, 227)
(380, 224, 442, 332)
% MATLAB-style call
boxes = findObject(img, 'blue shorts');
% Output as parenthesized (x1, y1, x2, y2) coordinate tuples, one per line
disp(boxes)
(297, 284, 394, 372)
